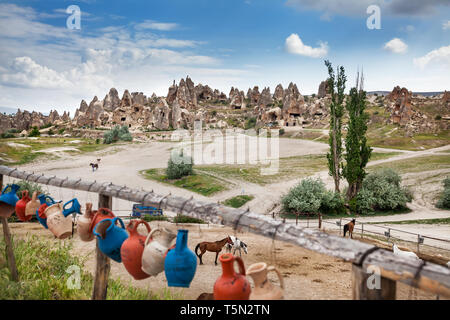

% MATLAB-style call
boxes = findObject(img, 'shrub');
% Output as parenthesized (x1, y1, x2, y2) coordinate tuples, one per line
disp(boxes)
(15, 180, 44, 198)
(436, 177, 450, 209)
(356, 168, 411, 214)
(281, 178, 344, 215)
(48, 129, 55, 136)
(103, 125, 133, 144)
(58, 128, 65, 135)
(166, 150, 193, 179)
(28, 126, 40, 137)
(0, 132, 15, 139)
(140, 215, 169, 222)
(435, 115, 442, 120)
(279, 128, 285, 136)
(173, 214, 206, 224)
(244, 117, 257, 130)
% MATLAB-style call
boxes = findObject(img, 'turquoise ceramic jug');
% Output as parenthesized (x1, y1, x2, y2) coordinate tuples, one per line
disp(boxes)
(63, 198, 81, 217)
(164, 229, 197, 287)
(0, 184, 20, 218)
(93, 217, 129, 262)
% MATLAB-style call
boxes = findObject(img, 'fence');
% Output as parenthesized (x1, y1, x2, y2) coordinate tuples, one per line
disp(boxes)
(1, 165, 449, 300)
(284, 216, 450, 255)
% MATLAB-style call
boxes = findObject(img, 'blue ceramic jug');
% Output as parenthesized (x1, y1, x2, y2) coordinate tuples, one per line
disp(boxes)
(93, 217, 129, 262)
(0, 184, 20, 218)
(164, 229, 197, 287)
(62, 198, 81, 217)
(36, 194, 58, 229)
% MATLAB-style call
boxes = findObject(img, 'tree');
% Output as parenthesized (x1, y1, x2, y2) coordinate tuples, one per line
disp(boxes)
(343, 71, 372, 200)
(324, 60, 346, 192)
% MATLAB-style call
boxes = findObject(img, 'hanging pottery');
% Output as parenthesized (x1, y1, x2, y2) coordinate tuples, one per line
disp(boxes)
(164, 229, 197, 288)
(62, 198, 81, 217)
(121, 219, 152, 280)
(77, 203, 95, 242)
(247, 262, 284, 300)
(45, 202, 73, 239)
(0, 184, 20, 218)
(25, 191, 40, 216)
(213, 253, 251, 300)
(36, 194, 58, 229)
(93, 217, 128, 262)
(15, 190, 32, 222)
(89, 207, 115, 234)
(142, 227, 177, 276)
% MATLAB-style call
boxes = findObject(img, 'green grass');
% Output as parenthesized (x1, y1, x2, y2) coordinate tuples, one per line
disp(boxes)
(0, 235, 182, 300)
(369, 155, 450, 174)
(140, 215, 170, 222)
(223, 195, 254, 208)
(140, 168, 227, 196)
(367, 217, 450, 225)
(0, 137, 111, 165)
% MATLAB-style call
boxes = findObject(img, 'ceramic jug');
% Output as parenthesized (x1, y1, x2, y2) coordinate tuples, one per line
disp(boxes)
(89, 208, 115, 234)
(62, 198, 81, 217)
(36, 194, 58, 229)
(15, 190, 32, 222)
(142, 227, 177, 276)
(93, 217, 128, 262)
(213, 253, 251, 300)
(77, 203, 95, 242)
(25, 191, 40, 216)
(0, 184, 20, 218)
(45, 202, 73, 239)
(164, 229, 197, 287)
(121, 219, 152, 280)
(246, 262, 284, 300)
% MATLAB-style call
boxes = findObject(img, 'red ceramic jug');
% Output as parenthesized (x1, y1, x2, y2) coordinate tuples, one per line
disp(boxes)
(38, 203, 48, 219)
(120, 219, 152, 280)
(89, 208, 115, 234)
(213, 253, 251, 300)
(15, 190, 32, 222)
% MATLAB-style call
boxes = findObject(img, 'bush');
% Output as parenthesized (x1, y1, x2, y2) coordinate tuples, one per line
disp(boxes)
(279, 128, 285, 136)
(244, 117, 257, 130)
(140, 215, 169, 222)
(173, 214, 206, 224)
(435, 115, 442, 120)
(48, 129, 55, 136)
(0, 132, 15, 139)
(436, 177, 450, 209)
(356, 168, 411, 214)
(15, 180, 44, 198)
(103, 125, 133, 144)
(58, 128, 65, 135)
(281, 178, 344, 214)
(28, 126, 40, 137)
(166, 151, 193, 180)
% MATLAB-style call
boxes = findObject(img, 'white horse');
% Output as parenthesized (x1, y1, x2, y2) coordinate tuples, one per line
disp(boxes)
(392, 244, 421, 261)
(225, 235, 248, 257)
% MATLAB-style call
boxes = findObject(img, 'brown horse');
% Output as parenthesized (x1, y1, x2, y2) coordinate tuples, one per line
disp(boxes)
(195, 236, 233, 265)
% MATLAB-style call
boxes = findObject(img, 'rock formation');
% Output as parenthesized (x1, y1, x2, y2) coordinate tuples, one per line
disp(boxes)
(388, 86, 413, 125)
(317, 80, 330, 98)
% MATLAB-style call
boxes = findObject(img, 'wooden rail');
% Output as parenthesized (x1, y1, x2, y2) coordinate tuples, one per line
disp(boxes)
(1, 165, 450, 299)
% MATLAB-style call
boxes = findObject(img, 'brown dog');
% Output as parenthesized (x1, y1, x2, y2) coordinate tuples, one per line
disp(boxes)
(343, 219, 356, 239)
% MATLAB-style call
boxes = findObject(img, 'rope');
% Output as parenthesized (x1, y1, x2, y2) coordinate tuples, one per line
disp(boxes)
(233, 207, 250, 234)
(270, 221, 284, 266)
(408, 260, 427, 300)
(355, 246, 380, 267)
(158, 193, 171, 210)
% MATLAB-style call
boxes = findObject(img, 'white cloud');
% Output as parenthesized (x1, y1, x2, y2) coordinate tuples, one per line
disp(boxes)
(443, 21, 450, 30)
(413, 45, 450, 69)
(384, 38, 408, 54)
(285, 33, 328, 58)
(0, 56, 72, 89)
(135, 20, 178, 31)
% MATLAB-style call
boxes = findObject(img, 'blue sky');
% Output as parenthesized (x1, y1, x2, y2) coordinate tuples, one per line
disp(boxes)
(0, 0, 449, 113)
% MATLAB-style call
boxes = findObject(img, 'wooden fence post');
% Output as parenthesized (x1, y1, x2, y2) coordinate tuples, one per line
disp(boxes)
(92, 194, 112, 300)
(0, 174, 19, 282)
(352, 264, 396, 300)
(318, 213, 322, 229)
(361, 223, 364, 239)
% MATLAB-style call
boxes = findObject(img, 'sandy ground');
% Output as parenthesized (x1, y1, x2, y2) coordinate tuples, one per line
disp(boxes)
(8, 221, 443, 300)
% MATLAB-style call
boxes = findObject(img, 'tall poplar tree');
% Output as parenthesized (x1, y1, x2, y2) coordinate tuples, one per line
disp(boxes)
(343, 71, 372, 200)
(325, 60, 346, 193)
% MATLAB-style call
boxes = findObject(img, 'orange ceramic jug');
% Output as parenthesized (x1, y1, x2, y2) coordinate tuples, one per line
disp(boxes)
(89, 207, 115, 234)
(120, 219, 152, 280)
(213, 253, 251, 300)
(77, 203, 95, 242)
(15, 190, 32, 222)
(25, 191, 40, 216)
